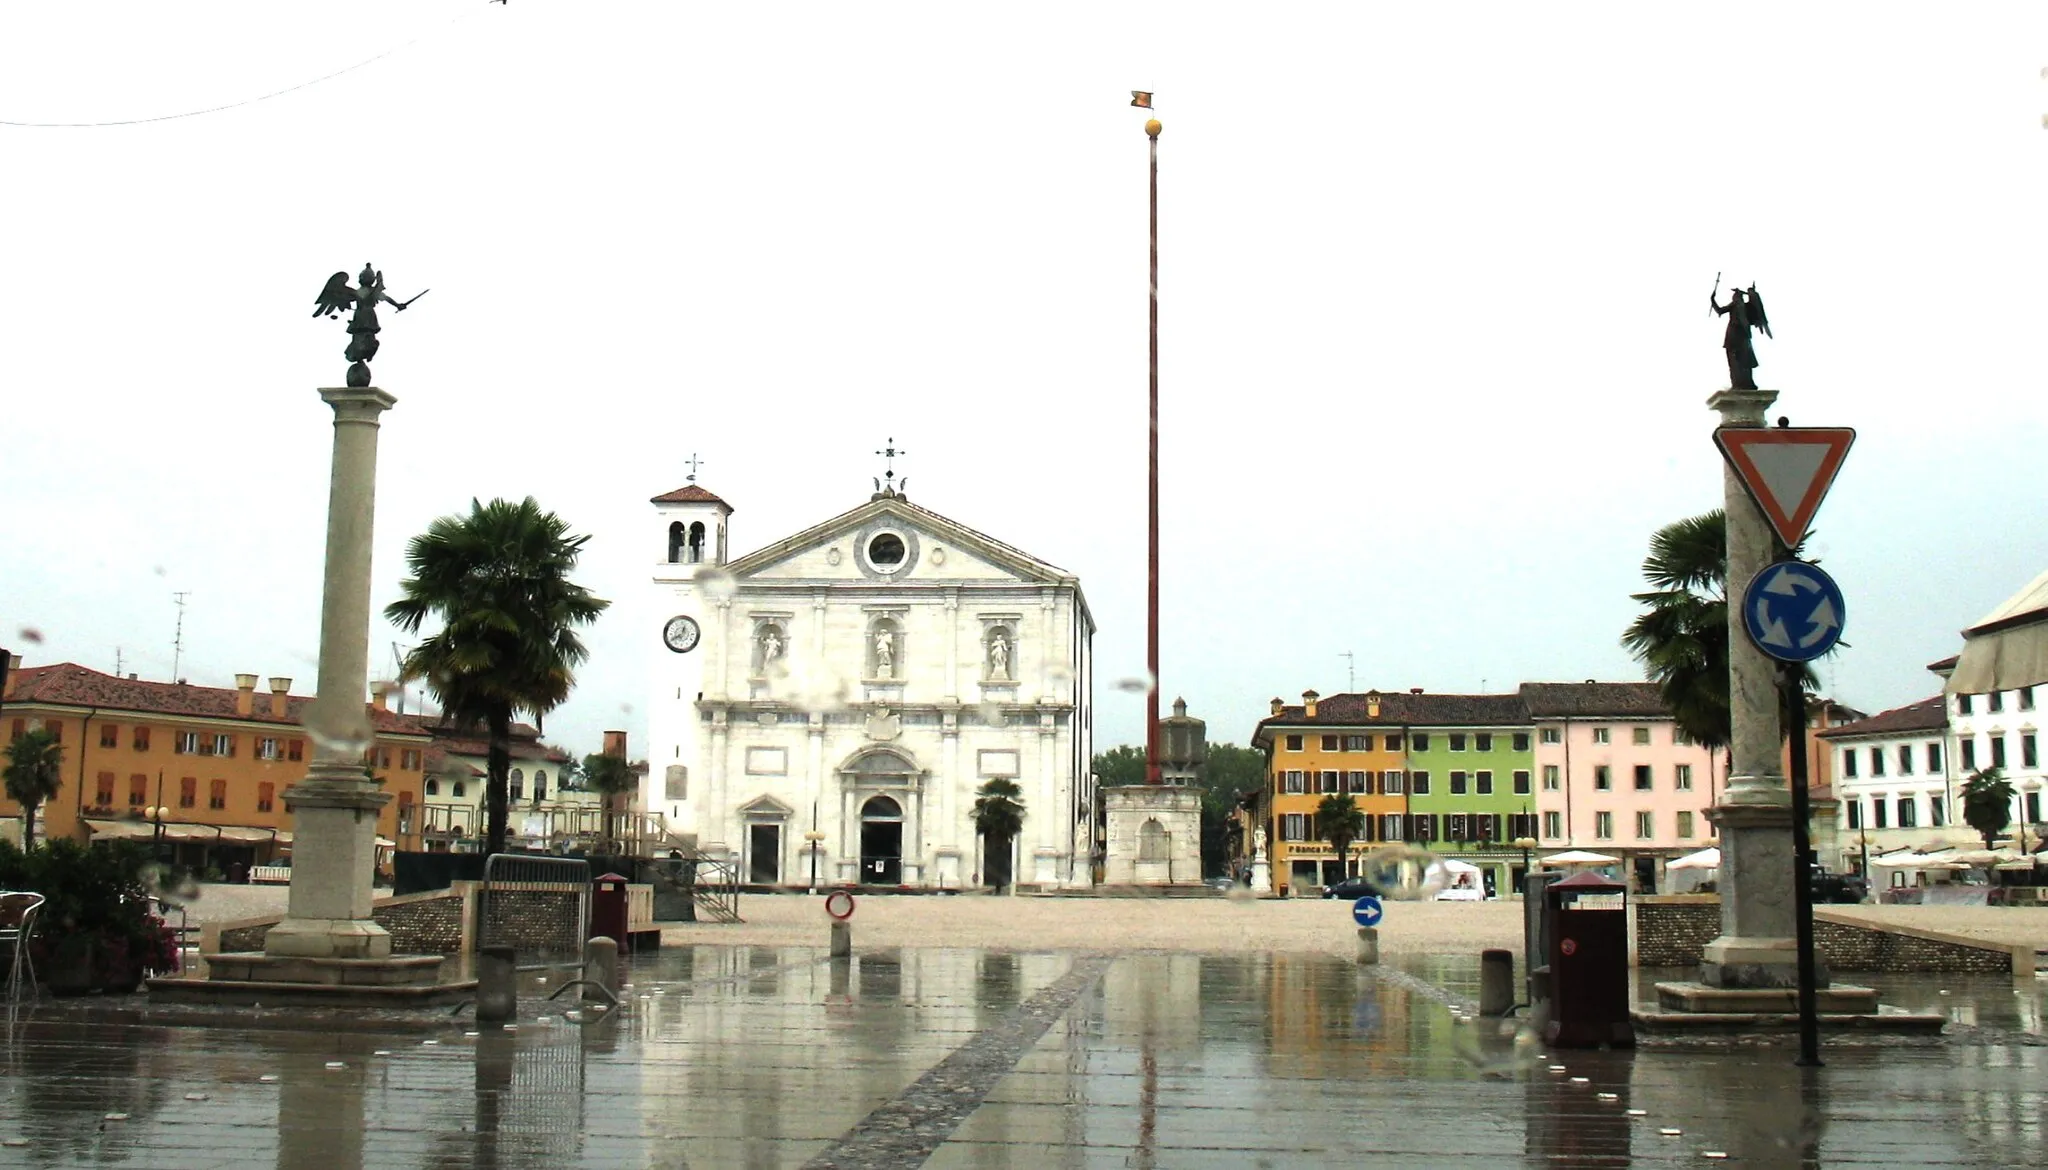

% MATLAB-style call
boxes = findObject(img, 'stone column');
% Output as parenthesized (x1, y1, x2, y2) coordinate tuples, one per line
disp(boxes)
(266, 387, 396, 961)
(1701, 388, 1798, 988)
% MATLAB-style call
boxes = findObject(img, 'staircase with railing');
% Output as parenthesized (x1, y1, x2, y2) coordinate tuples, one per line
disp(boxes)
(613, 812, 742, 924)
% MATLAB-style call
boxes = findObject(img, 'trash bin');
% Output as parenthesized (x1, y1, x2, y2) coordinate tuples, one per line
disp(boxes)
(591, 872, 631, 949)
(1541, 870, 1634, 1049)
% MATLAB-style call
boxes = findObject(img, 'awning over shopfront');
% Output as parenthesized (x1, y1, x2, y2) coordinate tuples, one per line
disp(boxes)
(1946, 567, 2048, 694)
(1667, 847, 1722, 871)
(84, 819, 291, 846)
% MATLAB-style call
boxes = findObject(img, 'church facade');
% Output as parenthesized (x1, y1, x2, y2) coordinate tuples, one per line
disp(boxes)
(641, 483, 1096, 890)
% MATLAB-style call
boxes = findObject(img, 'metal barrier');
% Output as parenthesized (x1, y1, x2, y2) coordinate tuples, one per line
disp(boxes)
(477, 854, 592, 971)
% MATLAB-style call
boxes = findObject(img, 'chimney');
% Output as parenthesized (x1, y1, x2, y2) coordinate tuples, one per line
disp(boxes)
(1366, 689, 1382, 719)
(602, 729, 628, 758)
(1269, 697, 1285, 717)
(371, 683, 389, 712)
(235, 673, 258, 717)
(1302, 690, 1319, 718)
(128, 674, 139, 681)
(1410, 687, 1424, 694)
(2, 654, 19, 700)
(268, 677, 291, 718)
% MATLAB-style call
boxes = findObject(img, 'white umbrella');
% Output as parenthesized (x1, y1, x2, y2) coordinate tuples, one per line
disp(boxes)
(1952, 848, 2022, 867)
(1667, 847, 1721, 871)
(1430, 858, 1482, 875)
(1542, 850, 1619, 866)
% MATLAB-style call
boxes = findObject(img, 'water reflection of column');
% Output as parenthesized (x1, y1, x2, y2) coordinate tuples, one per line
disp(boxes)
(276, 1047, 364, 1170)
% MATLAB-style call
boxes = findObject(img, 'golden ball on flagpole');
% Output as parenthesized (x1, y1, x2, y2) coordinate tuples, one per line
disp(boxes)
(1145, 118, 1162, 138)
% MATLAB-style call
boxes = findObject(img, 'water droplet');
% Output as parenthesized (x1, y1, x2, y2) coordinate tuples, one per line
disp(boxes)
(618, 702, 635, 715)
(977, 699, 1007, 728)
(259, 1074, 280, 1082)
(1626, 1109, 1647, 1116)
(463, 1031, 480, 1038)
(152, 565, 168, 577)
(1111, 673, 1156, 694)
(15, 627, 42, 645)
(103, 1113, 129, 1122)
(502, 1024, 518, 1032)
(694, 566, 738, 600)
(304, 701, 374, 757)
(325, 1061, 346, 1070)
(184, 1093, 209, 1101)
(1659, 1127, 1683, 1137)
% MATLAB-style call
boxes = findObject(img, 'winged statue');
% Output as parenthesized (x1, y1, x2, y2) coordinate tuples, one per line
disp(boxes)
(313, 264, 428, 388)
(1709, 276, 1771, 391)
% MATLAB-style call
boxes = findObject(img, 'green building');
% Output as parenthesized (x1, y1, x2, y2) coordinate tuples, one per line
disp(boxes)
(1396, 692, 1537, 898)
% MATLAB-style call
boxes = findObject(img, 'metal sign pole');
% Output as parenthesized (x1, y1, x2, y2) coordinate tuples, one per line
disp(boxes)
(1781, 659, 1824, 1067)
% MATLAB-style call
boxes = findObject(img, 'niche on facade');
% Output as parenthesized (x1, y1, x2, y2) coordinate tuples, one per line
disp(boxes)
(868, 617, 903, 681)
(1138, 818, 1168, 863)
(751, 619, 789, 677)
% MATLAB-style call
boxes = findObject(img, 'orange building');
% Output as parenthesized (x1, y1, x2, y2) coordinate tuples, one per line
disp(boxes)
(1, 660, 430, 874)
(1251, 690, 1409, 891)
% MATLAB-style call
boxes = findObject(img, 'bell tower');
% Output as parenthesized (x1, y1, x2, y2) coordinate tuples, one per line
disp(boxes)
(647, 479, 734, 846)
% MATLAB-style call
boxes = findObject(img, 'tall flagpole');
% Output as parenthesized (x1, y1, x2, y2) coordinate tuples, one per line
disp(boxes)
(1145, 114, 1162, 785)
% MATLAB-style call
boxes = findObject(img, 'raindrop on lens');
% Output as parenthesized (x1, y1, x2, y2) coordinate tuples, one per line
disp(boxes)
(1112, 672, 1156, 694)
(694, 566, 738, 600)
(977, 700, 1007, 728)
(15, 627, 42, 645)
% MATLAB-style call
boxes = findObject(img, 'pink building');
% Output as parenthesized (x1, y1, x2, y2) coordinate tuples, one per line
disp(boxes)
(1521, 682, 1722, 892)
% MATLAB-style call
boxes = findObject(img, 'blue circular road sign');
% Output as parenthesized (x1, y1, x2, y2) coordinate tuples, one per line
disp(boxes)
(1352, 896, 1384, 928)
(1742, 560, 1846, 663)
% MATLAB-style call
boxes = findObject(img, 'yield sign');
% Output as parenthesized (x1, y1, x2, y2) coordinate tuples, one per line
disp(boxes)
(1713, 427, 1855, 549)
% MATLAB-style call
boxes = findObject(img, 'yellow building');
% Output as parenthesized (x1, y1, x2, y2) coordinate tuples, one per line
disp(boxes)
(1, 660, 430, 873)
(1252, 690, 1410, 894)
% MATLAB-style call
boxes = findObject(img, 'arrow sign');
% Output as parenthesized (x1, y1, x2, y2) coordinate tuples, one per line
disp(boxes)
(1352, 895, 1384, 928)
(1743, 560, 1847, 662)
(1714, 427, 1855, 549)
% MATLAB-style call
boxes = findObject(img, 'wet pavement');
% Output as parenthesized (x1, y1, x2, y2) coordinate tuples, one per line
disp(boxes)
(0, 946, 2041, 1167)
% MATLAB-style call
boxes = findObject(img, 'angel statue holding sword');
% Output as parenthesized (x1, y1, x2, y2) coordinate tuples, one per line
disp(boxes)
(1709, 273, 1771, 391)
(313, 264, 429, 387)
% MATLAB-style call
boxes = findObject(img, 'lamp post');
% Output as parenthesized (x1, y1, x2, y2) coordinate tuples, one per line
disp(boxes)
(806, 830, 825, 894)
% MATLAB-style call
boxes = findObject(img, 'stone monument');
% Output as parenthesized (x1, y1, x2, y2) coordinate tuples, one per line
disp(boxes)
(1102, 698, 1204, 888)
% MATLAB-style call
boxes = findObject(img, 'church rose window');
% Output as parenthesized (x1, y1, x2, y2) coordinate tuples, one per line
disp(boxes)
(867, 533, 906, 566)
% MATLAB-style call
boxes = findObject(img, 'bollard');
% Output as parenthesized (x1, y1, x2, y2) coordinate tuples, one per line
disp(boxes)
(476, 944, 517, 1024)
(1355, 926, 1379, 966)
(830, 920, 852, 958)
(1480, 948, 1515, 1016)
(583, 936, 619, 1003)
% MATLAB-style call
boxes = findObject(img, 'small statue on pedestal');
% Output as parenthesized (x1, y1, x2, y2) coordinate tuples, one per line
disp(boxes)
(1709, 274, 1771, 391)
(314, 264, 429, 387)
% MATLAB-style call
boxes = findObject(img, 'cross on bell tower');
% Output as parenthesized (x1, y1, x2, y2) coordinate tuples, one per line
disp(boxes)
(683, 452, 704, 483)
(872, 437, 909, 498)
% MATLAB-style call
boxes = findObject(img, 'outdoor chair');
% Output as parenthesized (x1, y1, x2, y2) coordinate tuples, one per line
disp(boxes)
(0, 892, 45, 1001)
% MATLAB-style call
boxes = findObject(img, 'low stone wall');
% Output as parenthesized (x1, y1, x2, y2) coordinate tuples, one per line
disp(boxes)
(1632, 895, 2032, 975)
(208, 887, 471, 956)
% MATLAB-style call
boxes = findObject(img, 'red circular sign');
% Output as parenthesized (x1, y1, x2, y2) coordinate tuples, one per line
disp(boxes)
(1560, 938, 1577, 956)
(824, 890, 856, 921)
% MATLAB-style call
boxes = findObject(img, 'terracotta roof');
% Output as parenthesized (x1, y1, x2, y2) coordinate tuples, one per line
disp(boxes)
(1926, 654, 1959, 673)
(649, 483, 732, 509)
(1815, 696, 1947, 740)
(428, 732, 572, 765)
(1518, 681, 1672, 719)
(4, 663, 429, 737)
(423, 746, 484, 777)
(1255, 691, 1530, 742)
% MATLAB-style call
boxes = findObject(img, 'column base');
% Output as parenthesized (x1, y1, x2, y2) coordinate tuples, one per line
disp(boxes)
(1699, 936, 1831, 989)
(263, 916, 394, 960)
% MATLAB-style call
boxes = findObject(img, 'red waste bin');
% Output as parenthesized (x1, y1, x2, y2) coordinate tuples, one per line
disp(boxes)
(591, 872, 630, 949)
(1542, 870, 1634, 1049)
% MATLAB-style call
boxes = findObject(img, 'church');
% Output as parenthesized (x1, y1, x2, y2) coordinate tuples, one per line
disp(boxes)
(640, 474, 1096, 890)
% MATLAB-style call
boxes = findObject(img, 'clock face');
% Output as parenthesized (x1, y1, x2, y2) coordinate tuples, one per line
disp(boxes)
(662, 615, 701, 654)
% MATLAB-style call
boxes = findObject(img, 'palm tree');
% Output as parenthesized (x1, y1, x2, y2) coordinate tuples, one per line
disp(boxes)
(582, 751, 636, 850)
(1316, 793, 1365, 879)
(2, 728, 64, 849)
(1961, 766, 2016, 851)
(386, 497, 609, 856)
(971, 778, 1026, 891)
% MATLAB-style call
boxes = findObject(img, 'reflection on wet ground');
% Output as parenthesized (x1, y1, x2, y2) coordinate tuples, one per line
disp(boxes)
(0, 945, 2041, 1167)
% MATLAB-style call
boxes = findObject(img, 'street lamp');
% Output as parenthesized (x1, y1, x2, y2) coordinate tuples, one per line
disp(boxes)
(1513, 836, 1537, 898)
(805, 830, 825, 893)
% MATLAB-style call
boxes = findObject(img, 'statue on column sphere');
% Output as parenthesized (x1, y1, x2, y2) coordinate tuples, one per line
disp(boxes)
(1709, 274, 1771, 391)
(314, 264, 429, 387)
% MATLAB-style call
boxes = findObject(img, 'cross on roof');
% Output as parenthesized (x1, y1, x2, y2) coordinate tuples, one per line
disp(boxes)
(684, 453, 704, 483)
(874, 437, 909, 494)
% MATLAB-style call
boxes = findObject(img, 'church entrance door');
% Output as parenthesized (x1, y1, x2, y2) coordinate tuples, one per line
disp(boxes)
(860, 794, 904, 884)
(748, 823, 781, 885)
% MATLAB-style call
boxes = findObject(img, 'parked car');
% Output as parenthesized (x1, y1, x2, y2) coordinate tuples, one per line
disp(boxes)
(1321, 876, 1384, 901)
(1810, 865, 1868, 904)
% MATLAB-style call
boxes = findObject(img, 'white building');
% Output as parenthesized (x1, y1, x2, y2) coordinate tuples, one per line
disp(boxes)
(1819, 696, 1969, 875)
(641, 482, 1095, 890)
(1931, 655, 2046, 850)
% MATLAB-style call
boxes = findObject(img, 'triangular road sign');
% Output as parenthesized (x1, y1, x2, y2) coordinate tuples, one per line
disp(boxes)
(1714, 427, 1855, 549)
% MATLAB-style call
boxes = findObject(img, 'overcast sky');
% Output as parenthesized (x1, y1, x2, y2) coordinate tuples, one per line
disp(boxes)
(5, 3, 2046, 760)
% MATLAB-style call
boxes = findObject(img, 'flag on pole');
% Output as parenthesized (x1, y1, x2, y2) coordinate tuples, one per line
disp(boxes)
(1130, 91, 1153, 108)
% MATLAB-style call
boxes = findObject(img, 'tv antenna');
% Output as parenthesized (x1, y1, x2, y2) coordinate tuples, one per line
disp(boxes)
(1339, 651, 1355, 693)
(170, 592, 190, 682)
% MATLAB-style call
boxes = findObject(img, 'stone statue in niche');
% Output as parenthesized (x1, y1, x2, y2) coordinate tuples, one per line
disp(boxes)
(759, 626, 783, 664)
(987, 630, 1010, 680)
(1252, 826, 1267, 861)
(874, 628, 895, 679)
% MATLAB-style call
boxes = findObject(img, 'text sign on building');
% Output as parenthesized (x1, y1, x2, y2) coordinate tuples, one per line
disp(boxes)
(1713, 427, 1855, 549)
(1742, 559, 1846, 663)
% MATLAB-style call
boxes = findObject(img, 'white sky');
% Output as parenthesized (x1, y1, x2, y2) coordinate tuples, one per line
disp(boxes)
(5, 3, 2046, 760)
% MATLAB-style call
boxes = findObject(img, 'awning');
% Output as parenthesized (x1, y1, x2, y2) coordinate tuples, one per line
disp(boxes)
(1667, 847, 1722, 871)
(1542, 850, 1619, 865)
(85, 820, 291, 846)
(1946, 567, 2048, 693)
(1870, 849, 1968, 870)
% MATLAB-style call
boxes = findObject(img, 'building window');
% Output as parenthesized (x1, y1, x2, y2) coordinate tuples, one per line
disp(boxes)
(2028, 791, 2043, 823)
(1990, 736, 2007, 769)
(1512, 770, 1531, 795)
(1383, 734, 1402, 751)
(129, 774, 147, 807)
(1450, 771, 1468, 795)
(1344, 735, 1369, 752)
(178, 777, 197, 808)
(1633, 765, 1653, 791)
(1677, 811, 1694, 838)
(402, 749, 422, 770)
(1872, 800, 1888, 829)
(1632, 727, 1652, 746)
(174, 731, 200, 755)
(258, 738, 281, 761)
(1283, 770, 1305, 794)
(1635, 811, 1654, 839)
(1926, 743, 1942, 773)
(213, 734, 234, 758)
(1410, 770, 1431, 795)
(1540, 727, 1561, 745)
(397, 792, 416, 835)
(1846, 800, 1862, 829)
(1989, 691, 2005, 713)
(1675, 764, 1693, 791)
(1592, 727, 1611, 745)
(1897, 745, 1913, 775)
(1320, 735, 1340, 752)
(1281, 813, 1307, 842)
(1447, 813, 1471, 841)
(1476, 733, 1494, 752)
(1958, 694, 1973, 715)
(425, 778, 439, 796)
(1594, 766, 1611, 791)
(1594, 811, 1614, 840)
(2022, 686, 2036, 711)
(510, 768, 524, 802)
(2024, 734, 2038, 770)
(1477, 770, 1495, 795)
(1449, 733, 1467, 752)
(1896, 797, 1917, 828)
(1381, 813, 1404, 841)
(1411, 733, 1431, 751)
(535, 770, 548, 802)
(1347, 770, 1370, 794)
(1285, 735, 1303, 752)
(453, 781, 466, 799)
(1843, 751, 1859, 778)
(94, 772, 115, 807)
(1543, 811, 1563, 839)
(1512, 732, 1531, 752)
(1412, 814, 1437, 842)
(133, 726, 150, 751)
(1381, 770, 1405, 795)
(1542, 764, 1560, 791)
(1319, 771, 1340, 794)
(1869, 748, 1885, 777)
(99, 724, 118, 749)
(1929, 797, 1945, 826)
(208, 779, 227, 810)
